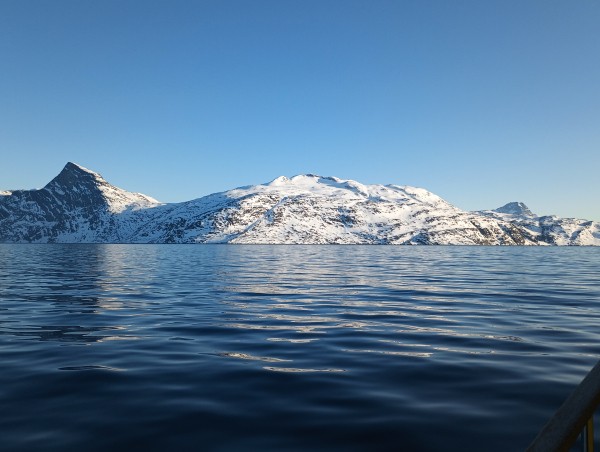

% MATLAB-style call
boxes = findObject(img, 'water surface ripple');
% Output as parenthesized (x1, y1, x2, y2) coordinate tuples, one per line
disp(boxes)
(0, 245, 599, 450)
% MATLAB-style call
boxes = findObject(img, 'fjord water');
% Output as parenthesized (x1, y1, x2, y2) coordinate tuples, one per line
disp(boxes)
(1, 245, 599, 451)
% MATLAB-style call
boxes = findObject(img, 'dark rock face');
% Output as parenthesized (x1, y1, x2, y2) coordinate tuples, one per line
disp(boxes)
(45, 162, 109, 208)
(0, 163, 598, 245)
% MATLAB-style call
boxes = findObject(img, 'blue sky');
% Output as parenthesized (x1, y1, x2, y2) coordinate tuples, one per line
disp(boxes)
(1, 0, 598, 220)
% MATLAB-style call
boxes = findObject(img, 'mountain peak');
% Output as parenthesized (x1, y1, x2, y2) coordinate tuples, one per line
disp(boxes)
(63, 161, 100, 175)
(40, 162, 160, 212)
(45, 162, 106, 190)
(494, 202, 535, 217)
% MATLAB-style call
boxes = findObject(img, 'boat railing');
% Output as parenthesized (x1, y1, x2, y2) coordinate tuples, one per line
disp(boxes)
(527, 360, 600, 452)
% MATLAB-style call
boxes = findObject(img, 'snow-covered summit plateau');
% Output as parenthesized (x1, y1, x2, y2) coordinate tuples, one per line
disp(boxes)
(1, 163, 598, 245)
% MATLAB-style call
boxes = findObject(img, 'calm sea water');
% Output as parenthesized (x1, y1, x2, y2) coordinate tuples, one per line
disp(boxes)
(0, 245, 599, 451)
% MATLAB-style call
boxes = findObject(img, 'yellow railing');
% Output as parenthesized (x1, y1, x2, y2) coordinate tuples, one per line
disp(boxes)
(527, 360, 600, 452)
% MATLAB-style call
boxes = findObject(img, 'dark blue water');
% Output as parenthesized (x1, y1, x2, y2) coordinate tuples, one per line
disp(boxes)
(0, 245, 599, 451)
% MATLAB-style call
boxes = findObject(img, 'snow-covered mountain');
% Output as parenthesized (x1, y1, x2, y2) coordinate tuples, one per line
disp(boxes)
(1, 163, 598, 245)
(0, 163, 162, 242)
(477, 202, 600, 246)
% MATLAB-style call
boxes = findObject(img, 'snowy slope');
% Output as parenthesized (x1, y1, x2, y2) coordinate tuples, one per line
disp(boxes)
(1, 164, 598, 245)
(130, 174, 536, 245)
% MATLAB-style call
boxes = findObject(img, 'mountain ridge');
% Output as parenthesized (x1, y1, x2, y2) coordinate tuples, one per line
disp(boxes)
(1, 163, 598, 245)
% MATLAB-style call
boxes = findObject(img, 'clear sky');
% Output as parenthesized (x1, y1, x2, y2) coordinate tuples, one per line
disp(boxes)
(1, 0, 598, 220)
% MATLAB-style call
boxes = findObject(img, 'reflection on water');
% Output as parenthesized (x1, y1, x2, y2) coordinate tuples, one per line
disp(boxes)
(0, 244, 164, 343)
(59, 365, 124, 372)
(0, 244, 599, 451)
(220, 352, 291, 362)
(263, 366, 346, 373)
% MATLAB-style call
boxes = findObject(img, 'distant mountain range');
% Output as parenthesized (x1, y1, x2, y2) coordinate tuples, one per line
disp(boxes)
(0, 162, 598, 245)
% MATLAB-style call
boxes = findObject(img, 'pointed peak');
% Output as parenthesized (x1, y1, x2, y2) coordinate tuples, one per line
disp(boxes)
(44, 162, 106, 190)
(62, 162, 102, 177)
(39, 163, 161, 211)
(494, 202, 535, 217)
